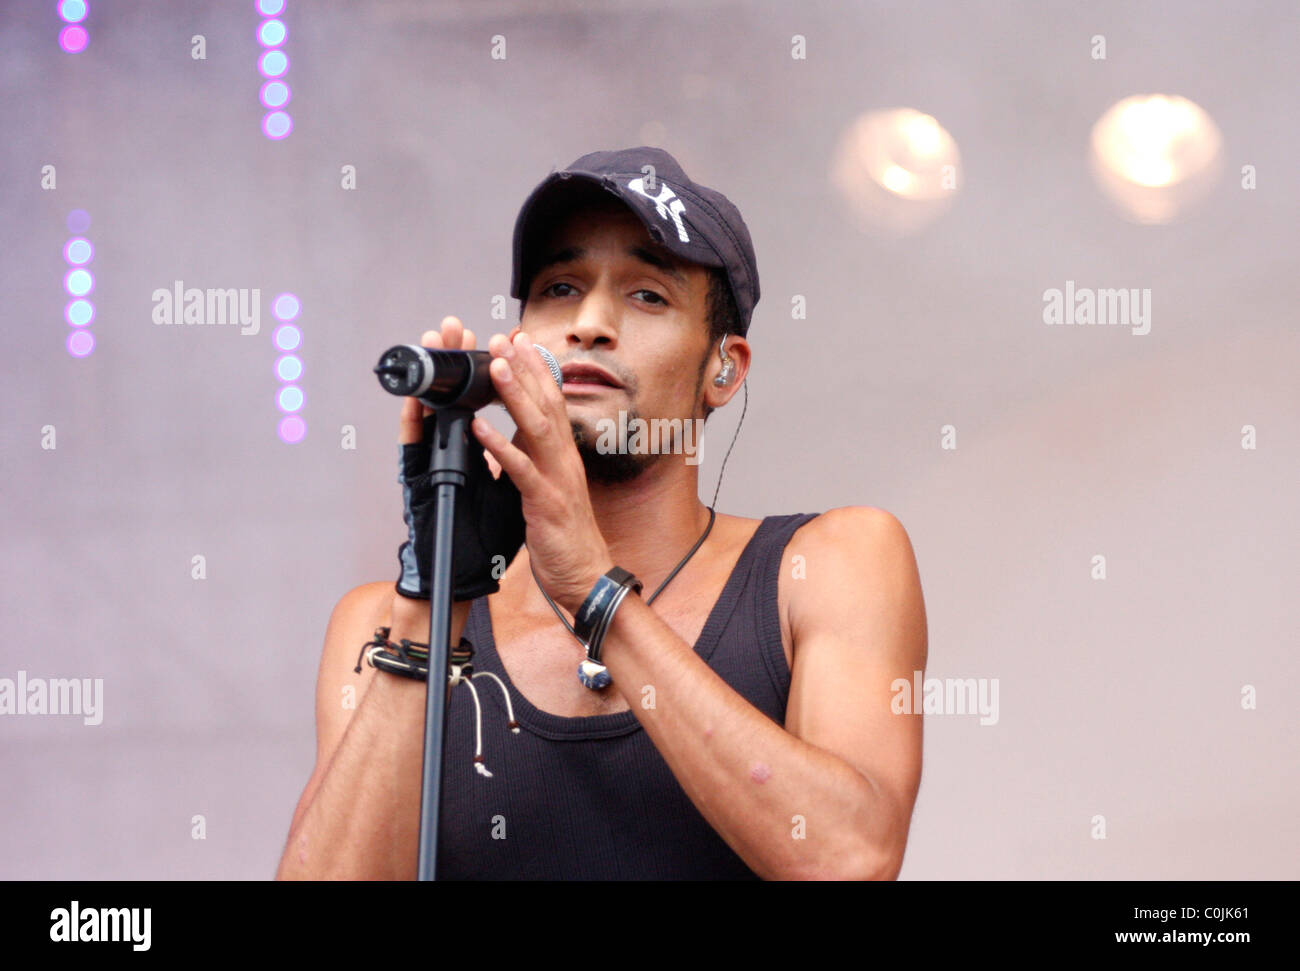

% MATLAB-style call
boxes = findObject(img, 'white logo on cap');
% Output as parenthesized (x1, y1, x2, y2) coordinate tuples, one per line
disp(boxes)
(627, 177, 690, 243)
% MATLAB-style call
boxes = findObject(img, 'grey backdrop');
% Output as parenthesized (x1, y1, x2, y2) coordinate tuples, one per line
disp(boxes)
(2, 0, 1296, 879)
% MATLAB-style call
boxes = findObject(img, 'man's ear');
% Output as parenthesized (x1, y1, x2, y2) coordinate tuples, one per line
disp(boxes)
(705, 334, 750, 411)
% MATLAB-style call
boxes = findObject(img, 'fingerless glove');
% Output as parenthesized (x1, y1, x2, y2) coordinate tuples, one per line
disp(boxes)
(396, 412, 527, 601)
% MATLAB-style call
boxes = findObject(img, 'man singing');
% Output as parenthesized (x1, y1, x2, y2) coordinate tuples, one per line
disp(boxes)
(276, 147, 928, 880)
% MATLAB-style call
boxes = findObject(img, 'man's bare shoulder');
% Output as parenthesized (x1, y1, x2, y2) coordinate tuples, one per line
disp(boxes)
(783, 506, 920, 633)
(788, 506, 912, 556)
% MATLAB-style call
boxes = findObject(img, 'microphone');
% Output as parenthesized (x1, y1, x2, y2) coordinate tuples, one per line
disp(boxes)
(373, 343, 563, 410)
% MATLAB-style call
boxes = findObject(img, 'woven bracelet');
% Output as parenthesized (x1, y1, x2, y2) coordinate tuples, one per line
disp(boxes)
(353, 626, 474, 682)
(350, 625, 518, 778)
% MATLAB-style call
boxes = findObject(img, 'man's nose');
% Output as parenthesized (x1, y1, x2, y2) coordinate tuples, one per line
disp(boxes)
(566, 285, 620, 347)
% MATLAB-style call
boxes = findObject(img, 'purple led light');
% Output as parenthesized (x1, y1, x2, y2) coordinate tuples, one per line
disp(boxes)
(275, 354, 303, 382)
(58, 24, 88, 53)
(262, 111, 293, 140)
(63, 237, 94, 265)
(62, 213, 95, 349)
(259, 80, 291, 110)
(277, 385, 304, 413)
(257, 18, 287, 47)
(67, 329, 95, 357)
(273, 324, 301, 351)
(278, 415, 306, 444)
(271, 292, 301, 321)
(65, 299, 95, 327)
(58, 0, 88, 24)
(256, 0, 286, 16)
(258, 49, 289, 78)
(64, 267, 94, 297)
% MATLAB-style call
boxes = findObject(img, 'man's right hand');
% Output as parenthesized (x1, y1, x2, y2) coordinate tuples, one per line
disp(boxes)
(394, 316, 528, 602)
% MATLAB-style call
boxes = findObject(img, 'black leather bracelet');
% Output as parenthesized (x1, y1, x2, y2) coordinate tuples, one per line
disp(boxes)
(573, 567, 643, 665)
(353, 627, 474, 682)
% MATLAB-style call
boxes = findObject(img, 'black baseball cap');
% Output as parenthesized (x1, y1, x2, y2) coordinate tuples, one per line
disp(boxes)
(510, 146, 760, 337)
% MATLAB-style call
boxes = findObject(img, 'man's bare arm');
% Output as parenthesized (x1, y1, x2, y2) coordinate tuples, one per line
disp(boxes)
(274, 583, 470, 880)
(594, 506, 927, 879)
(782, 506, 927, 878)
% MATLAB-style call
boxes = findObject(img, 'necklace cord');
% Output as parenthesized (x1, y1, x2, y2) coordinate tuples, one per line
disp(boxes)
(529, 505, 717, 640)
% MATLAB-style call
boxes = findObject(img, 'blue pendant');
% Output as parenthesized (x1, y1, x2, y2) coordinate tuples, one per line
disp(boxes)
(578, 659, 612, 690)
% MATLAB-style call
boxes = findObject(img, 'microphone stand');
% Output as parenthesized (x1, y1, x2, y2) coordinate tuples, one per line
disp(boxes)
(414, 404, 474, 881)
(374, 341, 561, 879)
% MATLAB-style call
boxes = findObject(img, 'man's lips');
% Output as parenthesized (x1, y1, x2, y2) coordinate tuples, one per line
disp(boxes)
(560, 363, 623, 388)
(562, 381, 620, 396)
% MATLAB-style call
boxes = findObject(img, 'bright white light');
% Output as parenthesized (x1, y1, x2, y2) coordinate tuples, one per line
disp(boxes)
(1090, 94, 1223, 223)
(830, 107, 962, 235)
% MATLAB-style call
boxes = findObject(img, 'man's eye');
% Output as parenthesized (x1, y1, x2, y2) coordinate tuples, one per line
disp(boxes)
(540, 282, 664, 304)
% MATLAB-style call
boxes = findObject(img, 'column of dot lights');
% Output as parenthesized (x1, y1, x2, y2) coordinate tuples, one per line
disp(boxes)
(273, 294, 305, 443)
(256, 0, 292, 140)
(57, 0, 89, 53)
(64, 210, 96, 358)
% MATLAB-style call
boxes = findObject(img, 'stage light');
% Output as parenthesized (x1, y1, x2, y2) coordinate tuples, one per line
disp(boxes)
(63, 211, 95, 354)
(1090, 94, 1223, 224)
(63, 237, 93, 265)
(272, 292, 301, 321)
(64, 268, 94, 297)
(262, 110, 293, 140)
(257, 18, 286, 47)
(275, 354, 303, 382)
(67, 329, 94, 357)
(272, 292, 303, 441)
(277, 385, 304, 413)
(65, 299, 95, 327)
(277, 415, 306, 444)
(58, 0, 87, 24)
(58, 24, 88, 53)
(259, 80, 291, 110)
(256, 4, 291, 140)
(830, 107, 962, 235)
(258, 49, 289, 78)
(273, 324, 302, 351)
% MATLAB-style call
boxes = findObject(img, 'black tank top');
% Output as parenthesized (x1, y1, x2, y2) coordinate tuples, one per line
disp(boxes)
(434, 512, 821, 880)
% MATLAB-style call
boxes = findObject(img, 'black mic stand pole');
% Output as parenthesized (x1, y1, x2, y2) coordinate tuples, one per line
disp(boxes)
(414, 403, 474, 881)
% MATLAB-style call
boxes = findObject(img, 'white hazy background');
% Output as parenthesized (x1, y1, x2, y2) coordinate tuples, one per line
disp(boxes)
(1, 0, 1296, 879)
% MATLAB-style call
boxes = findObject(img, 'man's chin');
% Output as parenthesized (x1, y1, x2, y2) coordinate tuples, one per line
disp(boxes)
(570, 417, 654, 485)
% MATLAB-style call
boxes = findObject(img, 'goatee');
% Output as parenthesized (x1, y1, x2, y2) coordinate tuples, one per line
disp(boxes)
(570, 416, 654, 485)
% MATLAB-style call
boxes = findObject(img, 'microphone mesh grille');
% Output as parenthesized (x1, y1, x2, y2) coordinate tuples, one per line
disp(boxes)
(533, 343, 564, 389)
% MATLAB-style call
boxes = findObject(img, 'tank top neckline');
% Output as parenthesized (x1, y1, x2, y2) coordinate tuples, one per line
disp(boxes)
(469, 515, 779, 740)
